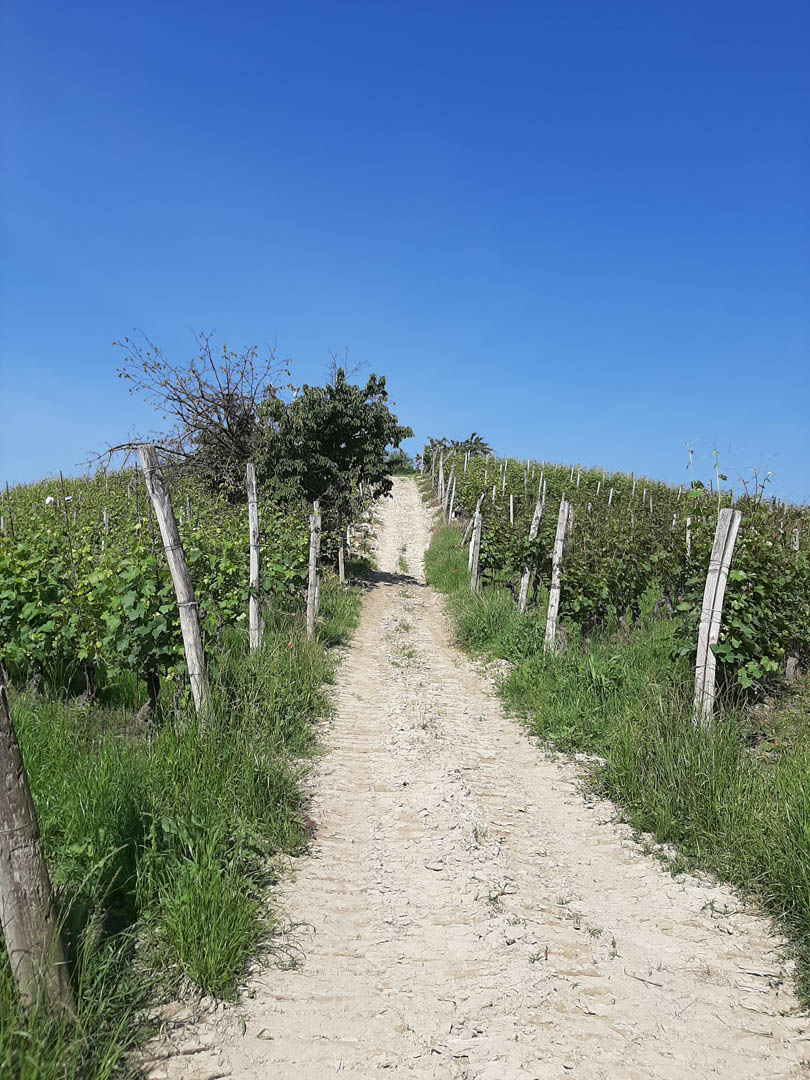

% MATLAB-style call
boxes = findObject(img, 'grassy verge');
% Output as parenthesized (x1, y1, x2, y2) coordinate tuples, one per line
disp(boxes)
(1, 574, 362, 1079)
(426, 521, 810, 1005)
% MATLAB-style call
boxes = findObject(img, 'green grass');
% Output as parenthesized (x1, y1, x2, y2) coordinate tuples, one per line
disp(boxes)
(425, 520, 810, 1005)
(1, 572, 362, 1079)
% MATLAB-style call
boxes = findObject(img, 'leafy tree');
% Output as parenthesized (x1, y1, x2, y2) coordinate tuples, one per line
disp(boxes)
(456, 432, 492, 457)
(423, 433, 492, 469)
(259, 369, 413, 518)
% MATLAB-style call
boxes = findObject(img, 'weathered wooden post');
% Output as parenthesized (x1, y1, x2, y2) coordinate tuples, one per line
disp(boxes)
(337, 509, 346, 585)
(461, 493, 483, 546)
(246, 463, 263, 651)
(469, 507, 483, 592)
(138, 445, 209, 716)
(306, 499, 321, 639)
(544, 498, 570, 652)
(693, 508, 742, 727)
(0, 683, 73, 1013)
(448, 477, 456, 523)
(518, 495, 544, 613)
(509, 493, 514, 525)
(443, 464, 455, 522)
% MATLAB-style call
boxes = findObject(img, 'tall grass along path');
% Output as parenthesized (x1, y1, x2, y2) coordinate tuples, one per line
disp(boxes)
(148, 478, 808, 1079)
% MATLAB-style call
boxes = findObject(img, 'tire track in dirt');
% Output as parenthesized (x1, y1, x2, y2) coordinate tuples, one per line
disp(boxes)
(149, 477, 808, 1079)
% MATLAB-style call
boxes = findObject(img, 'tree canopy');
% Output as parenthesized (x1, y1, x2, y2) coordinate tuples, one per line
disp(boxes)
(259, 368, 413, 513)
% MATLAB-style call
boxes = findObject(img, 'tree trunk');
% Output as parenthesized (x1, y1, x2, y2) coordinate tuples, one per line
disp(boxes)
(0, 684, 74, 1013)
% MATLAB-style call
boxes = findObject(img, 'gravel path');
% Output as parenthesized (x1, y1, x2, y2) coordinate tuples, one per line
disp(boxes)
(151, 477, 808, 1079)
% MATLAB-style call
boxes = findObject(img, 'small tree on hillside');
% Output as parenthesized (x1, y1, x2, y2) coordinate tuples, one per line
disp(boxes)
(115, 331, 287, 498)
(260, 369, 412, 513)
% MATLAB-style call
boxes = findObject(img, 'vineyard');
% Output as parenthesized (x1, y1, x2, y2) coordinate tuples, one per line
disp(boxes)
(0, 468, 313, 708)
(3, 434, 810, 1077)
(0, 446, 384, 1078)
(425, 446, 810, 697)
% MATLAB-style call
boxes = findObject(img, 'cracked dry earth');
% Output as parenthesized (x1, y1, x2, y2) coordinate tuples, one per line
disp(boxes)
(150, 477, 809, 1079)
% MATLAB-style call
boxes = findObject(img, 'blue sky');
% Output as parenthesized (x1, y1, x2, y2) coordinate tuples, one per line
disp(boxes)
(2, 1, 808, 500)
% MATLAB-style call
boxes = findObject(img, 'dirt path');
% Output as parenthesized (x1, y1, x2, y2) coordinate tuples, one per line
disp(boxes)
(151, 478, 808, 1079)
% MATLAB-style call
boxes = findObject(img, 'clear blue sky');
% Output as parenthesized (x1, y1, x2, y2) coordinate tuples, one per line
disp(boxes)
(2, 1, 808, 500)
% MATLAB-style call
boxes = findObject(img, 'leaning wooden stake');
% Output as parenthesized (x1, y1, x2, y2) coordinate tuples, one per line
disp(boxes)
(448, 477, 457, 523)
(443, 465, 455, 522)
(306, 499, 321, 639)
(138, 444, 209, 716)
(518, 496, 544, 613)
(0, 683, 74, 1013)
(693, 508, 742, 727)
(469, 508, 483, 592)
(461, 493, 484, 548)
(246, 463, 263, 652)
(544, 498, 570, 652)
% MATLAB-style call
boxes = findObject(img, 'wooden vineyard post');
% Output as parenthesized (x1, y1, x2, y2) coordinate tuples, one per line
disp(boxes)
(438, 455, 445, 503)
(337, 509, 346, 585)
(462, 493, 484, 549)
(137, 445, 209, 716)
(518, 495, 544, 613)
(509, 493, 514, 525)
(246, 463, 263, 652)
(693, 508, 742, 727)
(306, 499, 321, 639)
(443, 465, 455, 522)
(469, 507, 483, 592)
(448, 477, 456, 523)
(0, 683, 74, 1013)
(544, 498, 570, 653)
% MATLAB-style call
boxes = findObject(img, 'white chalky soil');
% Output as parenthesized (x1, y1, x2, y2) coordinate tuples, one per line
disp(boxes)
(150, 478, 807, 1079)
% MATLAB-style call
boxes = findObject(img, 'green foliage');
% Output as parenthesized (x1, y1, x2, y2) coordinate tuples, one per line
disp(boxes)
(259, 368, 413, 511)
(0, 472, 310, 702)
(0, 577, 362, 1076)
(385, 448, 416, 475)
(434, 450, 809, 698)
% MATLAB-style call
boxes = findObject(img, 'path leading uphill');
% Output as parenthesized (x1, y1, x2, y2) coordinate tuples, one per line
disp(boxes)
(150, 477, 808, 1079)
